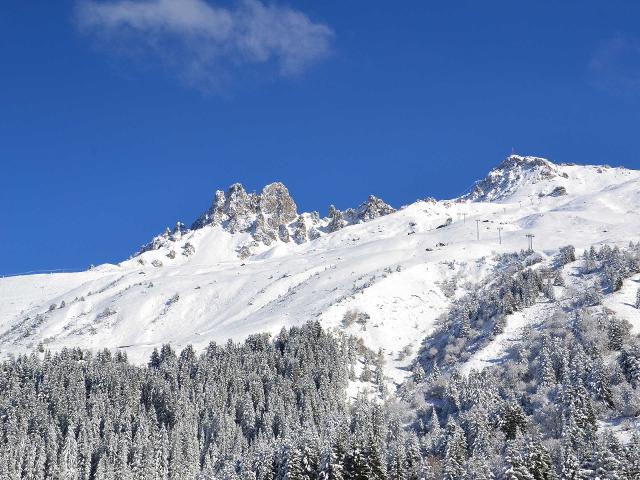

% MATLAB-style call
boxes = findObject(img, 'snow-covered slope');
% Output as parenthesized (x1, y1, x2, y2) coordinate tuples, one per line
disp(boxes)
(461, 155, 634, 202)
(2, 155, 640, 381)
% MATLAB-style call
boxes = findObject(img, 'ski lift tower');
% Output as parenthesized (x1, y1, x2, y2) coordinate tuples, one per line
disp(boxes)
(525, 233, 535, 252)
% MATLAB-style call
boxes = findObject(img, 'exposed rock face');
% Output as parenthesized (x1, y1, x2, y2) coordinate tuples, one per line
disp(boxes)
(253, 211, 277, 245)
(259, 183, 298, 229)
(352, 195, 396, 223)
(225, 184, 258, 233)
(461, 155, 561, 202)
(138, 223, 186, 254)
(140, 182, 302, 257)
(172, 222, 185, 240)
(547, 186, 568, 197)
(292, 215, 307, 244)
(278, 224, 291, 243)
(138, 182, 396, 258)
(335, 195, 396, 230)
(210, 190, 226, 224)
(192, 182, 298, 249)
(192, 190, 226, 229)
(193, 182, 295, 231)
(191, 184, 257, 232)
(327, 205, 345, 233)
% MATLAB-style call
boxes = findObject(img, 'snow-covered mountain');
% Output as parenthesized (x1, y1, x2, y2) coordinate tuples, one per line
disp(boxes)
(2, 154, 640, 382)
(460, 155, 626, 202)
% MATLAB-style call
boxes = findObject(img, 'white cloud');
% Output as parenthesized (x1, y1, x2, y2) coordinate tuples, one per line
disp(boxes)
(76, 0, 333, 90)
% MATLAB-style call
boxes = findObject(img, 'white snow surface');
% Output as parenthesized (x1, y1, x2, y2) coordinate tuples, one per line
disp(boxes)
(603, 272, 640, 335)
(2, 156, 640, 383)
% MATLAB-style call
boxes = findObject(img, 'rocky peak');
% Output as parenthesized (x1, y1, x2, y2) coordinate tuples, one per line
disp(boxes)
(327, 205, 345, 233)
(190, 181, 300, 252)
(329, 195, 395, 232)
(200, 183, 258, 232)
(258, 182, 298, 229)
(497, 154, 553, 171)
(354, 195, 396, 222)
(461, 155, 563, 202)
(192, 183, 257, 231)
(139, 182, 396, 258)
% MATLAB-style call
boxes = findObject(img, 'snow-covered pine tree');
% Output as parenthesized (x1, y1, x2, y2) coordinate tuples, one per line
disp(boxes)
(502, 441, 535, 480)
(558, 246, 576, 266)
(626, 432, 640, 479)
(543, 279, 555, 301)
(620, 348, 640, 387)
(498, 402, 527, 441)
(287, 433, 319, 480)
(366, 436, 387, 480)
(582, 249, 597, 274)
(442, 421, 467, 480)
(526, 436, 555, 480)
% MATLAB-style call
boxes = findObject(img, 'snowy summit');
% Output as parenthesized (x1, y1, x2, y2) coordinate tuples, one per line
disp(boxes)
(2, 155, 639, 374)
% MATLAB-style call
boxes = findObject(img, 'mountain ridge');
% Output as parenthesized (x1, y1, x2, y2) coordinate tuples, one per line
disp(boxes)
(138, 181, 396, 259)
(1, 154, 639, 386)
(136, 155, 632, 261)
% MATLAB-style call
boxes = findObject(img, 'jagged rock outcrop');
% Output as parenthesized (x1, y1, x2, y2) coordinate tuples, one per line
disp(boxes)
(192, 183, 258, 233)
(193, 182, 296, 229)
(461, 155, 565, 202)
(545, 186, 568, 197)
(327, 205, 345, 233)
(192, 190, 226, 229)
(253, 211, 277, 245)
(330, 195, 395, 232)
(278, 224, 291, 243)
(139, 182, 396, 258)
(191, 182, 297, 244)
(307, 212, 322, 240)
(138, 222, 188, 254)
(351, 195, 396, 223)
(172, 222, 185, 240)
(190, 182, 300, 254)
(259, 183, 298, 229)
(225, 184, 258, 233)
(292, 215, 307, 244)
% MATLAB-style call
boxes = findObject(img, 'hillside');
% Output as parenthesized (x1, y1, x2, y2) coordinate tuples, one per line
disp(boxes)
(1, 155, 640, 381)
(3, 155, 640, 479)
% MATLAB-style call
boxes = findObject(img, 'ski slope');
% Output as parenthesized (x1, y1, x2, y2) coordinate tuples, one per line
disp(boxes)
(2, 155, 640, 382)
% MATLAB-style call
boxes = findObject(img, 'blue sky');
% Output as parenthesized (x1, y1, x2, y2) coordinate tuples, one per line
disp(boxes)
(2, 1, 640, 274)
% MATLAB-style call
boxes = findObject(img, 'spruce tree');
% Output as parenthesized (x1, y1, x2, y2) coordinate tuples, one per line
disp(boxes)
(367, 437, 387, 480)
(344, 438, 371, 480)
(526, 437, 556, 480)
(625, 432, 640, 479)
(499, 402, 527, 440)
(388, 443, 407, 480)
(539, 343, 556, 389)
(560, 444, 586, 480)
(503, 442, 535, 480)
(443, 421, 466, 480)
